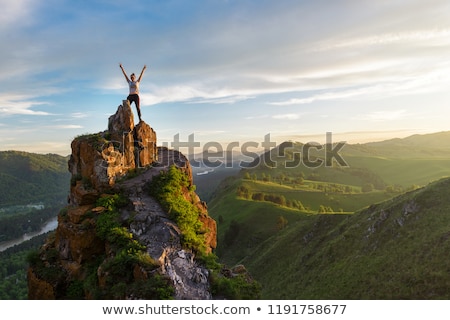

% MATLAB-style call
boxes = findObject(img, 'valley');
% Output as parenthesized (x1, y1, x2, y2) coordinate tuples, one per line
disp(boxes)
(206, 131, 450, 299)
(3, 131, 450, 299)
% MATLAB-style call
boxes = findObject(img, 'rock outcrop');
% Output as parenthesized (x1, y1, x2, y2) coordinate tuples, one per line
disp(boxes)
(27, 101, 220, 300)
(68, 100, 157, 205)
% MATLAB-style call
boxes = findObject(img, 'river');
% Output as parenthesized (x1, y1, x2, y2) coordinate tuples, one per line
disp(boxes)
(0, 217, 58, 252)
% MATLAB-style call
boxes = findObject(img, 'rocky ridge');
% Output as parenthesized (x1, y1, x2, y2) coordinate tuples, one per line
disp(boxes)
(27, 101, 219, 299)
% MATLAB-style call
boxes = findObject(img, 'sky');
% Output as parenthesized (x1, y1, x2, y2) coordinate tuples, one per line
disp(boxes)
(1, 0, 450, 156)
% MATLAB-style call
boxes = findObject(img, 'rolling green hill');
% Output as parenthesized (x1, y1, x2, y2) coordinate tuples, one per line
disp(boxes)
(239, 178, 450, 299)
(207, 131, 450, 299)
(209, 175, 450, 299)
(0, 151, 70, 207)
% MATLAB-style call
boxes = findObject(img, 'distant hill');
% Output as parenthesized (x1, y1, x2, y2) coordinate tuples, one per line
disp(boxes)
(340, 131, 450, 187)
(207, 130, 450, 299)
(343, 130, 450, 159)
(0, 151, 70, 206)
(244, 131, 450, 189)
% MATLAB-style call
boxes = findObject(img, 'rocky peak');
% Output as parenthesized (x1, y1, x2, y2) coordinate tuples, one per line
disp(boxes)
(27, 101, 226, 300)
(68, 100, 157, 205)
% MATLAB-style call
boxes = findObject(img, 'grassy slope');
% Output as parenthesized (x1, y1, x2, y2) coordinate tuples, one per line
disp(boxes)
(241, 178, 450, 299)
(210, 178, 313, 264)
(210, 176, 450, 299)
(209, 173, 393, 265)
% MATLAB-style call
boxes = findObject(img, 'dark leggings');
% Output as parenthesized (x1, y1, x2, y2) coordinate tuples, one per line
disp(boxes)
(127, 94, 142, 121)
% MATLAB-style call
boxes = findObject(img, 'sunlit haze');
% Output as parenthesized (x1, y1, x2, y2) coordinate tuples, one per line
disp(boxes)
(1, 0, 450, 155)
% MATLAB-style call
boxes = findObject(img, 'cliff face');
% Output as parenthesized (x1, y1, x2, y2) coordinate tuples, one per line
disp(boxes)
(27, 101, 219, 299)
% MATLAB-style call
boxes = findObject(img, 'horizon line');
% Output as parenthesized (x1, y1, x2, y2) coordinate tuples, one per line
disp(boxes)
(1, 128, 449, 157)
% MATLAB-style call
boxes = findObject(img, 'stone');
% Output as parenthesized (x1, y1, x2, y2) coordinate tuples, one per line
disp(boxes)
(134, 121, 157, 167)
(67, 102, 158, 205)
(108, 100, 134, 135)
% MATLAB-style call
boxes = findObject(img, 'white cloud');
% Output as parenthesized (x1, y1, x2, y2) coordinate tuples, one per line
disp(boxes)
(353, 110, 407, 122)
(189, 95, 254, 105)
(0, 0, 36, 30)
(44, 124, 84, 129)
(244, 114, 270, 120)
(0, 94, 51, 116)
(269, 57, 450, 107)
(140, 84, 256, 106)
(140, 86, 206, 105)
(192, 130, 227, 136)
(272, 113, 302, 120)
(269, 87, 382, 106)
(70, 112, 88, 119)
(316, 28, 450, 52)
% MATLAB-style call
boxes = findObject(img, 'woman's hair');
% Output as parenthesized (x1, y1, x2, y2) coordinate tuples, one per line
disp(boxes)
(131, 73, 136, 78)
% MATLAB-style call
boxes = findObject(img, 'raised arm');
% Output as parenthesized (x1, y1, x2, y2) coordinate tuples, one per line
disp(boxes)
(138, 65, 147, 82)
(119, 63, 130, 82)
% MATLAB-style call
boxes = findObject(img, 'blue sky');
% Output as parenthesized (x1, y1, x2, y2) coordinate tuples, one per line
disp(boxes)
(1, 0, 450, 155)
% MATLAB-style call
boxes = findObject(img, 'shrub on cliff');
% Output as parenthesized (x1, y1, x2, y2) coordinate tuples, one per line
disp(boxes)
(148, 165, 206, 254)
(150, 166, 262, 299)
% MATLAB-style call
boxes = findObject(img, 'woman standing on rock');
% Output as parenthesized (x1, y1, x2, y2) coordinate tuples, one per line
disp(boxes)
(119, 63, 147, 122)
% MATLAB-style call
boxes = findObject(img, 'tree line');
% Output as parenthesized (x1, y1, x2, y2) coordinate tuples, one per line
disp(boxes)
(0, 233, 48, 299)
(236, 185, 307, 211)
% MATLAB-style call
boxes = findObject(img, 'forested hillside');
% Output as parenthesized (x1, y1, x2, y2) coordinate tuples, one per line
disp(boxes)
(0, 151, 70, 206)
